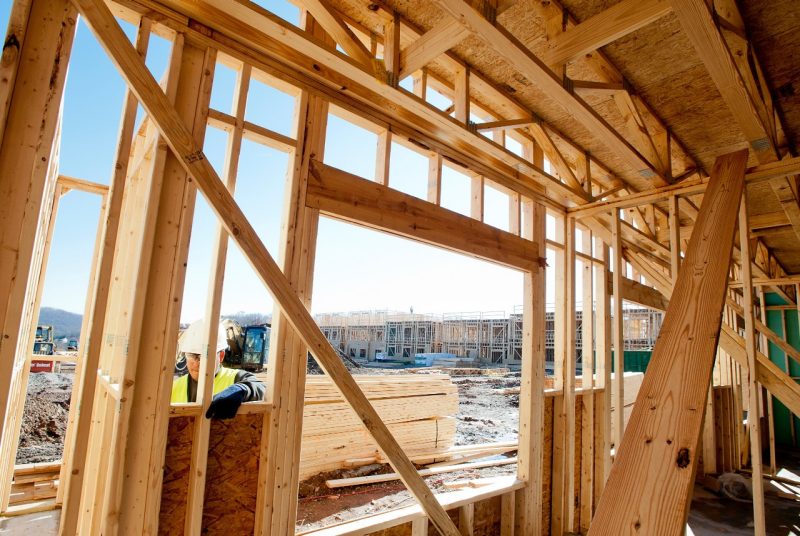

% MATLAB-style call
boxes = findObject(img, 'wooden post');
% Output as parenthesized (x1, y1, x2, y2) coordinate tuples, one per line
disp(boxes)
(257, 91, 325, 536)
(501, 491, 516, 536)
(668, 194, 680, 279)
(470, 174, 484, 222)
(579, 226, 595, 532)
(550, 214, 566, 535)
(0, 176, 63, 511)
(412, 517, 429, 536)
(184, 61, 250, 535)
(58, 19, 151, 531)
(255, 13, 329, 535)
(589, 149, 749, 535)
(758, 287, 777, 474)
(0, 0, 75, 469)
(611, 208, 625, 448)
(738, 193, 766, 535)
(562, 216, 577, 533)
(515, 198, 545, 536)
(384, 11, 401, 87)
(101, 38, 216, 535)
(375, 130, 392, 186)
(459, 503, 474, 536)
(413, 69, 428, 100)
(427, 152, 442, 205)
(454, 65, 469, 124)
(594, 239, 612, 493)
(779, 310, 796, 445)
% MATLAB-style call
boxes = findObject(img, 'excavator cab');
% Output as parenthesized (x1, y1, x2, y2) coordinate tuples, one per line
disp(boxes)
(241, 325, 270, 371)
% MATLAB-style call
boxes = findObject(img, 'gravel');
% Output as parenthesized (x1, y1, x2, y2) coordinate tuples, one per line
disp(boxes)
(16, 372, 73, 464)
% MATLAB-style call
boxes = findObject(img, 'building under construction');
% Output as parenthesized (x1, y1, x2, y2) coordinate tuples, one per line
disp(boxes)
(317, 307, 663, 365)
(1, 0, 799, 534)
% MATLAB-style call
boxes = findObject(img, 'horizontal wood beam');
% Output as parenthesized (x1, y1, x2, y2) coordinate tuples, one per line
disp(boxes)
(474, 118, 536, 132)
(728, 275, 800, 288)
(542, 0, 672, 66)
(590, 149, 748, 535)
(569, 155, 800, 218)
(57, 175, 109, 196)
(306, 160, 539, 272)
(74, 1, 461, 533)
(432, 0, 668, 186)
(608, 272, 669, 311)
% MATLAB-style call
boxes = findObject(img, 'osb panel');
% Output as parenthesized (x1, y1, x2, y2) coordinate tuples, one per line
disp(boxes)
(159, 416, 195, 536)
(739, 0, 800, 155)
(203, 413, 263, 534)
(473, 495, 502, 535)
(159, 415, 263, 535)
(540, 395, 554, 536)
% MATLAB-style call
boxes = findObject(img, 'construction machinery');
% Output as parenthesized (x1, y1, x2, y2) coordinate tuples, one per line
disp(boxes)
(222, 319, 270, 372)
(31, 325, 55, 373)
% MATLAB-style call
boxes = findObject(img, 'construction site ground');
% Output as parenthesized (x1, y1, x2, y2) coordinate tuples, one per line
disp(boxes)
(295, 369, 522, 531)
(14, 369, 799, 534)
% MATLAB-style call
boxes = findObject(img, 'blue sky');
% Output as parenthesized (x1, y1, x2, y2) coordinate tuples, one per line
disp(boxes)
(2, 2, 572, 324)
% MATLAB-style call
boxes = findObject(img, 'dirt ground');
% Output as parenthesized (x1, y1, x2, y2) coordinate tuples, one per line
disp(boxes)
(17, 372, 73, 464)
(10, 367, 799, 535)
(294, 370, 522, 532)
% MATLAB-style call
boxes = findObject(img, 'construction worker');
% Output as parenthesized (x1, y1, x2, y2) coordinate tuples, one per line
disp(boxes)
(171, 320, 265, 419)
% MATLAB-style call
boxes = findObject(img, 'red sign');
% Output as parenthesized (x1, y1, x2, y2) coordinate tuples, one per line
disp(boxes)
(30, 360, 53, 373)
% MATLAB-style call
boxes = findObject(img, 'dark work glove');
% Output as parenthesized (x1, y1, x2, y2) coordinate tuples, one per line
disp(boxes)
(205, 384, 247, 419)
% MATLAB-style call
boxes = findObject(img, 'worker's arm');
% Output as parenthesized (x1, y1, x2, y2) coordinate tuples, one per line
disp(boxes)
(233, 369, 266, 402)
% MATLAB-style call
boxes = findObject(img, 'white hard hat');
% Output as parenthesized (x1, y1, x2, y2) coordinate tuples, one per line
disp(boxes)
(179, 320, 229, 356)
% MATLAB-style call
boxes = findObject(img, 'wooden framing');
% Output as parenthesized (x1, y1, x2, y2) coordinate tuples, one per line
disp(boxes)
(541, 0, 672, 67)
(0, 0, 75, 471)
(590, 149, 749, 534)
(738, 192, 766, 536)
(1, 0, 798, 534)
(258, 14, 326, 533)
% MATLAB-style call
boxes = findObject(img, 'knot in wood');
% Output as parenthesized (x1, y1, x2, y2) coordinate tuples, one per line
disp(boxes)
(676, 447, 691, 468)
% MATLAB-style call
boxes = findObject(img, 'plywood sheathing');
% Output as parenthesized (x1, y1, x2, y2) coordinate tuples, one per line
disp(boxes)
(738, 0, 800, 272)
(159, 414, 262, 535)
(739, 0, 800, 154)
(559, 1, 753, 170)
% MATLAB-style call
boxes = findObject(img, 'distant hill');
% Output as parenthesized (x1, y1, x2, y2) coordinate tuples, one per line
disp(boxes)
(38, 307, 83, 339)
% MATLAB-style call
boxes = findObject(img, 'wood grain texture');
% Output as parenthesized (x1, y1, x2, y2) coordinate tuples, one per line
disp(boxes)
(543, 0, 672, 66)
(589, 149, 748, 535)
(432, 0, 665, 185)
(75, 2, 460, 533)
(159, 416, 194, 536)
(306, 160, 539, 272)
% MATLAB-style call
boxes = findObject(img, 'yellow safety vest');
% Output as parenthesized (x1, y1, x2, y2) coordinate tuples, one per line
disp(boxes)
(171, 367, 239, 403)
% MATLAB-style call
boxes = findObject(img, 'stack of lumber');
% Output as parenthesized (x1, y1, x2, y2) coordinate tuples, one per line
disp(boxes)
(299, 374, 458, 479)
(440, 367, 509, 376)
(8, 461, 60, 507)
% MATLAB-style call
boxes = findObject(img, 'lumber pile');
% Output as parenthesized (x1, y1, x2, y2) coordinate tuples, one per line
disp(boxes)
(8, 461, 60, 507)
(438, 367, 509, 376)
(299, 374, 458, 479)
